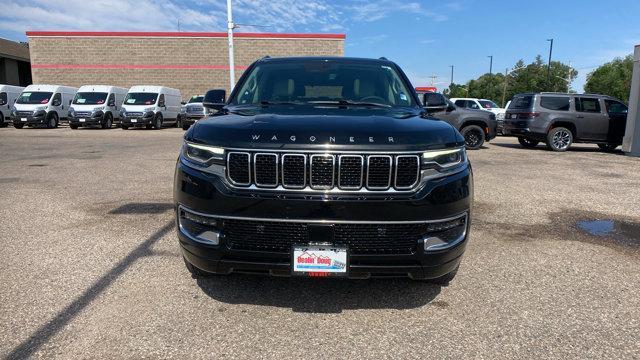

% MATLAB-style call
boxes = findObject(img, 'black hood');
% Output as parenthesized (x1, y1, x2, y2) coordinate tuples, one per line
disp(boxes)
(187, 105, 463, 151)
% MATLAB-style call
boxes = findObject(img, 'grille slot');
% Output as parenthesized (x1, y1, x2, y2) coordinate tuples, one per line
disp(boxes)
(225, 151, 425, 192)
(395, 155, 420, 189)
(75, 111, 92, 117)
(366, 155, 392, 189)
(338, 155, 363, 189)
(223, 219, 429, 255)
(281, 154, 306, 189)
(310, 155, 335, 189)
(254, 153, 278, 187)
(227, 152, 251, 186)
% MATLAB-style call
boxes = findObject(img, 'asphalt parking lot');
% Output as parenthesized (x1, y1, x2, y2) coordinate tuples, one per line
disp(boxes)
(1, 126, 639, 359)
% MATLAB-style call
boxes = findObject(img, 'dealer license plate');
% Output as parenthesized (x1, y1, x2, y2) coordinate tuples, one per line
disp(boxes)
(293, 245, 348, 276)
(79, 118, 86, 122)
(21, 118, 27, 121)
(130, 119, 138, 123)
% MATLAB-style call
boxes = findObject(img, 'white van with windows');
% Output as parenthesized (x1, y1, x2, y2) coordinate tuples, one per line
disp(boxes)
(12, 85, 77, 129)
(0, 85, 25, 127)
(68, 85, 128, 129)
(120, 85, 181, 130)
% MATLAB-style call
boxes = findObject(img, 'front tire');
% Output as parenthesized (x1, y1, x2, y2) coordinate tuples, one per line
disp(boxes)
(461, 125, 485, 150)
(69, 124, 78, 130)
(13, 123, 24, 129)
(46, 113, 58, 129)
(121, 125, 129, 130)
(182, 121, 190, 130)
(518, 137, 540, 148)
(0, 113, 5, 127)
(102, 113, 113, 129)
(547, 127, 573, 152)
(154, 113, 163, 130)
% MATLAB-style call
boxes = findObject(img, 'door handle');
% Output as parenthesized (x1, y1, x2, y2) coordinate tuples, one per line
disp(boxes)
(576, 115, 584, 118)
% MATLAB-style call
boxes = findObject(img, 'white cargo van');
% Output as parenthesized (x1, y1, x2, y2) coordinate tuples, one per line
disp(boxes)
(0, 84, 25, 127)
(12, 85, 77, 129)
(69, 85, 128, 129)
(120, 85, 181, 130)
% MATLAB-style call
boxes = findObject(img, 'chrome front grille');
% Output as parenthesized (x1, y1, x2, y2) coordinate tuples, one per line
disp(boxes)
(226, 151, 421, 192)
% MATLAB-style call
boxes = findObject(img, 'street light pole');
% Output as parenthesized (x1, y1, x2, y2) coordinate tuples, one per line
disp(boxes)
(546, 38, 554, 90)
(449, 65, 454, 85)
(501, 68, 508, 108)
(226, 0, 236, 92)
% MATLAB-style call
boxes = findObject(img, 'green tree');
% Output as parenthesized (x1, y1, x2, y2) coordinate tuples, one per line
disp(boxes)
(584, 55, 633, 103)
(447, 56, 578, 106)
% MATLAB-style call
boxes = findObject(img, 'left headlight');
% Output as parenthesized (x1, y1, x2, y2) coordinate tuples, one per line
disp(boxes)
(421, 147, 468, 180)
(182, 141, 225, 167)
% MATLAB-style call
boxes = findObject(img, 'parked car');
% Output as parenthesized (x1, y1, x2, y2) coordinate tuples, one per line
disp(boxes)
(12, 85, 77, 129)
(0, 84, 24, 127)
(175, 56, 472, 284)
(451, 97, 506, 134)
(423, 92, 497, 149)
(120, 86, 181, 130)
(180, 94, 206, 130)
(68, 85, 128, 129)
(503, 92, 628, 151)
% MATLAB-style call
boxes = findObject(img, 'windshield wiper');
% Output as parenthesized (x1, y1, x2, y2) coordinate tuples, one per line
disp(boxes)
(260, 101, 300, 106)
(308, 100, 391, 108)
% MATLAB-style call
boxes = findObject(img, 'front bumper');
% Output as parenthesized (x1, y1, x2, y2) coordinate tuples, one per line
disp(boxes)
(69, 113, 104, 126)
(174, 159, 473, 279)
(121, 115, 154, 126)
(13, 113, 46, 125)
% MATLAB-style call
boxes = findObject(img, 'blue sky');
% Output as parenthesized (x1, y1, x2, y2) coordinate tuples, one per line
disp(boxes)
(1, 0, 639, 91)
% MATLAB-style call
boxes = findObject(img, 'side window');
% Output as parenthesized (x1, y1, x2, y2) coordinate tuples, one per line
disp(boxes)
(467, 101, 480, 109)
(158, 94, 165, 107)
(107, 94, 116, 107)
(604, 100, 628, 114)
(540, 96, 570, 111)
(52, 93, 62, 106)
(576, 98, 601, 113)
(0, 92, 6, 105)
(454, 100, 466, 107)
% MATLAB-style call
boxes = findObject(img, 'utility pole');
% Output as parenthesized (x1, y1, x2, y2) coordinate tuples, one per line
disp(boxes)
(501, 68, 508, 108)
(428, 74, 438, 86)
(449, 65, 454, 85)
(487, 55, 493, 99)
(546, 38, 554, 90)
(226, 0, 236, 92)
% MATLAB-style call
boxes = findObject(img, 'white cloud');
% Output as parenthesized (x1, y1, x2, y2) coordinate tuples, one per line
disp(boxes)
(0, 0, 224, 35)
(347, 0, 447, 23)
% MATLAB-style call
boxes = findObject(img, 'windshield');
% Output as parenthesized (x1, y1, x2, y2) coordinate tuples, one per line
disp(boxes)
(73, 92, 108, 105)
(508, 95, 534, 110)
(188, 96, 204, 103)
(231, 60, 415, 107)
(124, 93, 158, 106)
(16, 91, 53, 104)
(479, 100, 499, 109)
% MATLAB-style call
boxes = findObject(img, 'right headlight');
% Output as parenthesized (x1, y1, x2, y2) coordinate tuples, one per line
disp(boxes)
(421, 147, 468, 180)
(182, 141, 225, 167)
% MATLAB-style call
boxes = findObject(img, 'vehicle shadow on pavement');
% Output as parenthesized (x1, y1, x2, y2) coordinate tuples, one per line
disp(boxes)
(196, 276, 441, 313)
(491, 142, 620, 153)
(5, 221, 176, 360)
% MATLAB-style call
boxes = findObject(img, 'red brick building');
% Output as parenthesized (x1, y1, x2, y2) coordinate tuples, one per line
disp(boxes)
(26, 31, 345, 99)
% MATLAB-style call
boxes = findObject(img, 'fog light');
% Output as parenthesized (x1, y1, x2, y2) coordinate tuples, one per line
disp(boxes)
(179, 208, 221, 245)
(423, 213, 467, 252)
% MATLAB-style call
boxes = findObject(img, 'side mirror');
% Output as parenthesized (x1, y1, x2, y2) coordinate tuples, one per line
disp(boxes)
(203, 89, 226, 111)
(108, 100, 115, 107)
(181, 101, 186, 105)
(52, 100, 61, 107)
(423, 94, 448, 113)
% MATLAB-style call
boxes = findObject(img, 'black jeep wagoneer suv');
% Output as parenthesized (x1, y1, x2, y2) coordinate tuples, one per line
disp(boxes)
(174, 57, 472, 283)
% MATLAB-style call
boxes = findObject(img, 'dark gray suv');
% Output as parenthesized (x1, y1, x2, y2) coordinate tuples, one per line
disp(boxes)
(503, 93, 628, 151)
(423, 92, 497, 150)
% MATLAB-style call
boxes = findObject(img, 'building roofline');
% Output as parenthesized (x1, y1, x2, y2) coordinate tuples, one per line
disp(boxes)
(25, 31, 346, 40)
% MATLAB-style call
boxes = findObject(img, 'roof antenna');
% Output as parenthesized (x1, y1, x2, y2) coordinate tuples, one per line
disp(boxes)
(379, 57, 388, 60)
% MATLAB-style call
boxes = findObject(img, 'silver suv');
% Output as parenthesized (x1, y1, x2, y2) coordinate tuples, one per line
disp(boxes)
(503, 92, 628, 151)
